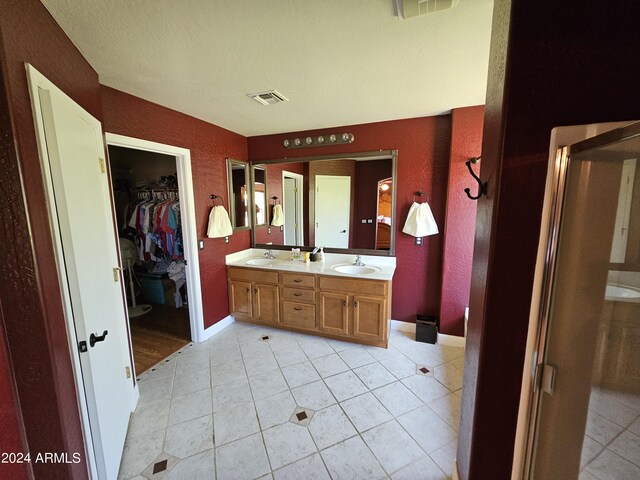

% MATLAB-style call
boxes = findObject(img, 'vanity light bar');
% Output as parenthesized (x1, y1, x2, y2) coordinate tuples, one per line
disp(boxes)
(283, 133, 355, 149)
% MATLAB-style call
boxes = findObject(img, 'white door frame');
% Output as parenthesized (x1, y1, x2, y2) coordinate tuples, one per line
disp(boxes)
(105, 133, 205, 343)
(26, 64, 132, 480)
(282, 171, 304, 245)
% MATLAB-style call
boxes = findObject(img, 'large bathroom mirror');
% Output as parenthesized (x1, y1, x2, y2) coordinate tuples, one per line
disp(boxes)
(227, 158, 250, 230)
(250, 150, 397, 255)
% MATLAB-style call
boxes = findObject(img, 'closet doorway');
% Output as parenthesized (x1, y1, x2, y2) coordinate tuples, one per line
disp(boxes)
(106, 134, 204, 375)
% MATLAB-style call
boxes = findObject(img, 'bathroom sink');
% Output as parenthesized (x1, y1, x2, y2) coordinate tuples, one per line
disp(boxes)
(245, 258, 275, 266)
(331, 264, 381, 275)
(605, 283, 640, 302)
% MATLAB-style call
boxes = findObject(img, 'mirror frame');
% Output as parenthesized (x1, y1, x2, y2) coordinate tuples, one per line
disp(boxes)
(249, 149, 398, 256)
(251, 164, 269, 227)
(226, 158, 251, 231)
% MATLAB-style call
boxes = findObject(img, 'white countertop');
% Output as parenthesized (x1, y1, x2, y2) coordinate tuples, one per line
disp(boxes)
(226, 249, 396, 281)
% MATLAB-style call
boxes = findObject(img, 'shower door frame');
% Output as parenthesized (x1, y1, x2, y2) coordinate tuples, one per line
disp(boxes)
(520, 121, 640, 479)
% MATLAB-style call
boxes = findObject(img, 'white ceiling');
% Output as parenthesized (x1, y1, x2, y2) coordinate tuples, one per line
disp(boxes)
(41, 0, 493, 137)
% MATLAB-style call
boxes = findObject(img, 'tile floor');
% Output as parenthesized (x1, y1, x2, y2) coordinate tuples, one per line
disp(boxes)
(580, 387, 640, 480)
(119, 321, 465, 480)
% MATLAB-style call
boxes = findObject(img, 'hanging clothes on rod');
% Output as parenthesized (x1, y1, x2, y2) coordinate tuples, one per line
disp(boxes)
(123, 189, 183, 262)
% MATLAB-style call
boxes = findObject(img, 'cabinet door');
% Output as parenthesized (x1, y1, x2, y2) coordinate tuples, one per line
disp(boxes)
(254, 283, 279, 324)
(229, 280, 252, 317)
(352, 295, 386, 342)
(319, 292, 349, 336)
(281, 301, 316, 330)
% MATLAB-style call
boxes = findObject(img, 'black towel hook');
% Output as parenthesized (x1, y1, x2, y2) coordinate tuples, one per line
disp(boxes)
(271, 196, 280, 205)
(464, 157, 487, 200)
(210, 194, 222, 206)
(413, 191, 429, 203)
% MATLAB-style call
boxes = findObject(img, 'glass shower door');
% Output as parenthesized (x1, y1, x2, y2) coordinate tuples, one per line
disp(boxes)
(529, 122, 640, 479)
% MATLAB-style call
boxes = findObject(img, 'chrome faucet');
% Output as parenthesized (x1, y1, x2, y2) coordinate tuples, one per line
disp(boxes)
(264, 249, 275, 259)
(353, 255, 365, 266)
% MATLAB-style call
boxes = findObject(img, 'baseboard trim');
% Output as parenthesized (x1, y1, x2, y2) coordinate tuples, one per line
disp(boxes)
(437, 332, 466, 348)
(131, 383, 139, 412)
(200, 315, 235, 342)
(390, 319, 416, 333)
(452, 459, 460, 480)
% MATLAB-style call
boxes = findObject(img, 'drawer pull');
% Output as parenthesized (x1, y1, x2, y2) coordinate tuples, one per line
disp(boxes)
(246, 287, 250, 293)
(293, 279, 302, 283)
(343, 301, 346, 307)
(254, 288, 258, 294)
(354, 301, 358, 307)
(294, 293, 302, 297)
(294, 307, 303, 311)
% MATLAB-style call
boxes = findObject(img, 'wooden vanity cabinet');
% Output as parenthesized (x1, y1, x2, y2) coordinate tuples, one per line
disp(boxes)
(228, 267, 279, 324)
(227, 266, 391, 347)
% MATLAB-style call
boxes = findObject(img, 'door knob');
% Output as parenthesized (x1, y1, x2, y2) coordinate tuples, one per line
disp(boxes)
(89, 330, 108, 348)
(340, 230, 346, 233)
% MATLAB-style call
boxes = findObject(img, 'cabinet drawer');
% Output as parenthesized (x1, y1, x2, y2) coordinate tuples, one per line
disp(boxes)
(319, 276, 387, 296)
(281, 273, 316, 288)
(228, 267, 279, 284)
(281, 301, 316, 329)
(282, 287, 316, 303)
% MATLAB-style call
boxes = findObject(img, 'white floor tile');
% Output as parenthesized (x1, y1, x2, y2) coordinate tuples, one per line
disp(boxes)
(210, 345, 242, 367)
(311, 353, 350, 378)
(433, 363, 464, 392)
(267, 334, 300, 352)
(586, 410, 625, 445)
(172, 367, 211, 396)
(366, 345, 403, 362)
(380, 356, 417, 379)
(281, 360, 321, 389)
(338, 348, 376, 369)
(263, 422, 318, 470)
(581, 436, 604, 469)
(273, 453, 330, 480)
(340, 392, 393, 433)
(216, 433, 271, 480)
(327, 339, 362, 352)
(272, 345, 308, 368)
(589, 389, 640, 428)
(211, 378, 253, 413)
(630, 417, 640, 436)
(308, 404, 358, 450)
(402, 375, 450, 403)
(256, 390, 297, 430)
(164, 449, 215, 480)
(243, 351, 280, 377)
(249, 369, 289, 399)
(428, 393, 461, 431)
(240, 339, 272, 358)
(119, 428, 165, 479)
(397, 405, 456, 453)
(210, 359, 247, 387)
(361, 420, 425, 474)
(168, 387, 212, 426)
(137, 376, 173, 406)
(391, 456, 448, 480)
(300, 339, 335, 359)
(585, 449, 640, 480)
(165, 414, 214, 459)
(291, 380, 337, 410)
(321, 436, 386, 480)
(213, 401, 259, 446)
(372, 381, 423, 418)
(353, 363, 396, 390)
(127, 398, 170, 439)
(236, 327, 265, 344)
(608, 430, 640, 466)
(324, 371, 368, 402)
(429, 438, 457, 477)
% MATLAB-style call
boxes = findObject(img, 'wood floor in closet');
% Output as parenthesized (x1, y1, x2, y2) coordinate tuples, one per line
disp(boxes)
(130, 303, 191, 375)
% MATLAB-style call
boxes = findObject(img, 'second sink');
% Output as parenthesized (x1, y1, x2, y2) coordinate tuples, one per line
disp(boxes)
(331, 264, 380, 275)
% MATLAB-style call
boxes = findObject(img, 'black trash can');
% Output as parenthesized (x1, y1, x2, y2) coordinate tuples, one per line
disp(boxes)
(415, 314, 438, 344)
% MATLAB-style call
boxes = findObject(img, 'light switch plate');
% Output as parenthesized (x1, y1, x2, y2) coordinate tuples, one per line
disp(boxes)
(198, 239, 204, 250)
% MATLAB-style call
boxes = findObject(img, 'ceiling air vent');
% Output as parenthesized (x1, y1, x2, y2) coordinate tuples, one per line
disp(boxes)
(248, 90, 289, 106)
(394, 0, 459, 19)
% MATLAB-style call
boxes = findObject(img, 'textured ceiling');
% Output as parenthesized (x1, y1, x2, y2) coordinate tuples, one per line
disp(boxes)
(41, 0, 493, 136)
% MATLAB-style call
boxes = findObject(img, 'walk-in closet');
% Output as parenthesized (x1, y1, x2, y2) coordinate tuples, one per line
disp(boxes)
(108, 146, 191, 374)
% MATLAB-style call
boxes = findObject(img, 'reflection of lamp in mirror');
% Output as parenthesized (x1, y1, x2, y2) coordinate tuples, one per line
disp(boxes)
(380, 183, 390, 192)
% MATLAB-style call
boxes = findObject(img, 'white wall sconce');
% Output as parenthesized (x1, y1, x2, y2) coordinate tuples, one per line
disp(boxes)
(283, 133, 354, 149)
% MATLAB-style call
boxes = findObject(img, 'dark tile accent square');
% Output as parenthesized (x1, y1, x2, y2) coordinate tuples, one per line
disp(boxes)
(152, 459, 168, 474)
(261, 335, 270, 341)
(296, 411, 308, 421)
(419, 367, 430, 374)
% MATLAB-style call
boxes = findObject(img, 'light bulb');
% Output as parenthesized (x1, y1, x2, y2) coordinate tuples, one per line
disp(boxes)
(329, 134, 337, 143)
(305, 137, 313, 145)
(293, 138, 301, 146)
(283, 139, 290, 147)
(317, 136, 325, 144)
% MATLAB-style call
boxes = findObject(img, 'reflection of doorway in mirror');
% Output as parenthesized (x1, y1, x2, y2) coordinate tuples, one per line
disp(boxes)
(315, 175, 351, 248)
(610, 158, 636, 263)
(376, 178, 392, 250)
(282, 171, 304, 245)
(254, 183, 266, 225)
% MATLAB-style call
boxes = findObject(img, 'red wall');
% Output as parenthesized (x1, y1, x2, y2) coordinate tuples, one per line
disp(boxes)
(0, 0, 100, 477)
(248, 117, 452, 323)
(438, 106, 484, 336)
(100, 87, 249, 329)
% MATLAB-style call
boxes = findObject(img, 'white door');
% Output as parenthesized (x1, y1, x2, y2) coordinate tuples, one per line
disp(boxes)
(283, 177, 297, 244)
(315, 175, 351, 248)
(29, 67, 132, 479)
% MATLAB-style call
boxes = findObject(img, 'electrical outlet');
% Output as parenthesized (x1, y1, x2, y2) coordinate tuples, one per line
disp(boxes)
(361, 219, 367, 223)
(415, 237, 423, 246)
(198, 239, 204, 250)
(367, 219, 373, 223)
(268, 227, 271, 234)
(224, 236, 229, 244)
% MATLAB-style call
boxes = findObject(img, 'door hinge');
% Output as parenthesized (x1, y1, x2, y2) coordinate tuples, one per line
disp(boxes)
(534, 363, 556, 395)
(113, 267, 122, 282)
(99, 158, 106, 173)
(125, 366, 131, 379)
